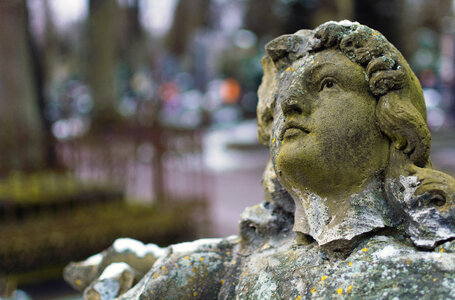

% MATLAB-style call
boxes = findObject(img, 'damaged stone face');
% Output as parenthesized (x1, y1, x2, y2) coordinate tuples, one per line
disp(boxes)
(64, 21, 455, 299)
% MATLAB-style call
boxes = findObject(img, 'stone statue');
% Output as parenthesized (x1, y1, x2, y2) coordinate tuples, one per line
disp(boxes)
(64, 21, 455, 299)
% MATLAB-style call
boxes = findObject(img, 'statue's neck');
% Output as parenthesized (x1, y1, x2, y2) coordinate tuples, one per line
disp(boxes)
(290, 177, 395, 245)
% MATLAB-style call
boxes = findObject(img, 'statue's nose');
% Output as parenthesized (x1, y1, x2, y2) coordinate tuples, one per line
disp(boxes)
(281, 95, 309, 116)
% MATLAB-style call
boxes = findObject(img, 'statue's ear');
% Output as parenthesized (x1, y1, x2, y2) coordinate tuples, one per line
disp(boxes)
(257, 55, 277, 147)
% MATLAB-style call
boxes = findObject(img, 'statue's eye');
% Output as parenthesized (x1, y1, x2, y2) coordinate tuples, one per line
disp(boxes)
(320, 78, 336, 91)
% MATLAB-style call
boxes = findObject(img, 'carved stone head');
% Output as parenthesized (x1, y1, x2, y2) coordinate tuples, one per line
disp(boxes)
(257, 21, 455, 248)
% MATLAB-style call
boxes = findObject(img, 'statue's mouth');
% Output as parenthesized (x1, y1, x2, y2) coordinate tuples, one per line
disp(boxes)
(280, 123, 310, 140)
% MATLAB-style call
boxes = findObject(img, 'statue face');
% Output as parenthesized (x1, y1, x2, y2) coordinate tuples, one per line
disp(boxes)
(271, 49, 389, 197)
(260, 22, 454, 247)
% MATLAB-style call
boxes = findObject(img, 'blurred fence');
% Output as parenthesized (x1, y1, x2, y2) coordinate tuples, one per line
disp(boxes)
(56, 126, 207, 204)
(0, 126, 209, 288)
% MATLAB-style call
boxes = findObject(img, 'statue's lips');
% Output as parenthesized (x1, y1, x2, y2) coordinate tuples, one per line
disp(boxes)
(281, 124, 310, 140)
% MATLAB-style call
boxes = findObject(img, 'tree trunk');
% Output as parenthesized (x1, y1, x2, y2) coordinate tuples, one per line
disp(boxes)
(118, 0, 145, 71)
(335, 0, 354, 20)
(0, 0, 45, 172)
(31, 0, 60, 169)
(166, 0, 211, 56)
(87, 0, 119, 129)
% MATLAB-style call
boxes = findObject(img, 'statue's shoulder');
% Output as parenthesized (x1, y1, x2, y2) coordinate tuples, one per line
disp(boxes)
(118, 199, 294, 299)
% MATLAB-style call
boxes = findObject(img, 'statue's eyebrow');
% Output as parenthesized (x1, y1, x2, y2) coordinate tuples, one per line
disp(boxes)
(300, 59, 365, 91)
(300, 62, 338, 87)
(304, 62, 337, 77)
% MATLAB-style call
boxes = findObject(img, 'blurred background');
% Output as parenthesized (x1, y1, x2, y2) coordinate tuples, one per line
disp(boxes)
(0, 0, 455, 298)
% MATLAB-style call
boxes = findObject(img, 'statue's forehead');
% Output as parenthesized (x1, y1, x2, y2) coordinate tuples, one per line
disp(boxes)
(292, 49, 353, 71)
(280, 49, 364, 85)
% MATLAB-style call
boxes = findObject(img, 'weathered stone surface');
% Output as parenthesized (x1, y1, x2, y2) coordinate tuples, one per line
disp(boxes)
(82, 201, 455, 299)
(64, 20, 455, 299)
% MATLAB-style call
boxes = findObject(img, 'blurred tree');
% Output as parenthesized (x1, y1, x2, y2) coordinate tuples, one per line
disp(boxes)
(282, 0, 318, 34)
(87, 0, 120, 128)
(0, 0, 45, 171)
(118, 0, 146, 71)
(354, 0, 406, 56)
(32, 0, 60, 169)
(245, 0, 353, 41)
(166, 0, 211, 56)
(244, 0, 286, 38)
(336, 0, 354, 20)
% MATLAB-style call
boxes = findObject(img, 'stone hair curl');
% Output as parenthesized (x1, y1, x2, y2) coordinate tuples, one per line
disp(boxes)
(313, 21, 407, 96)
